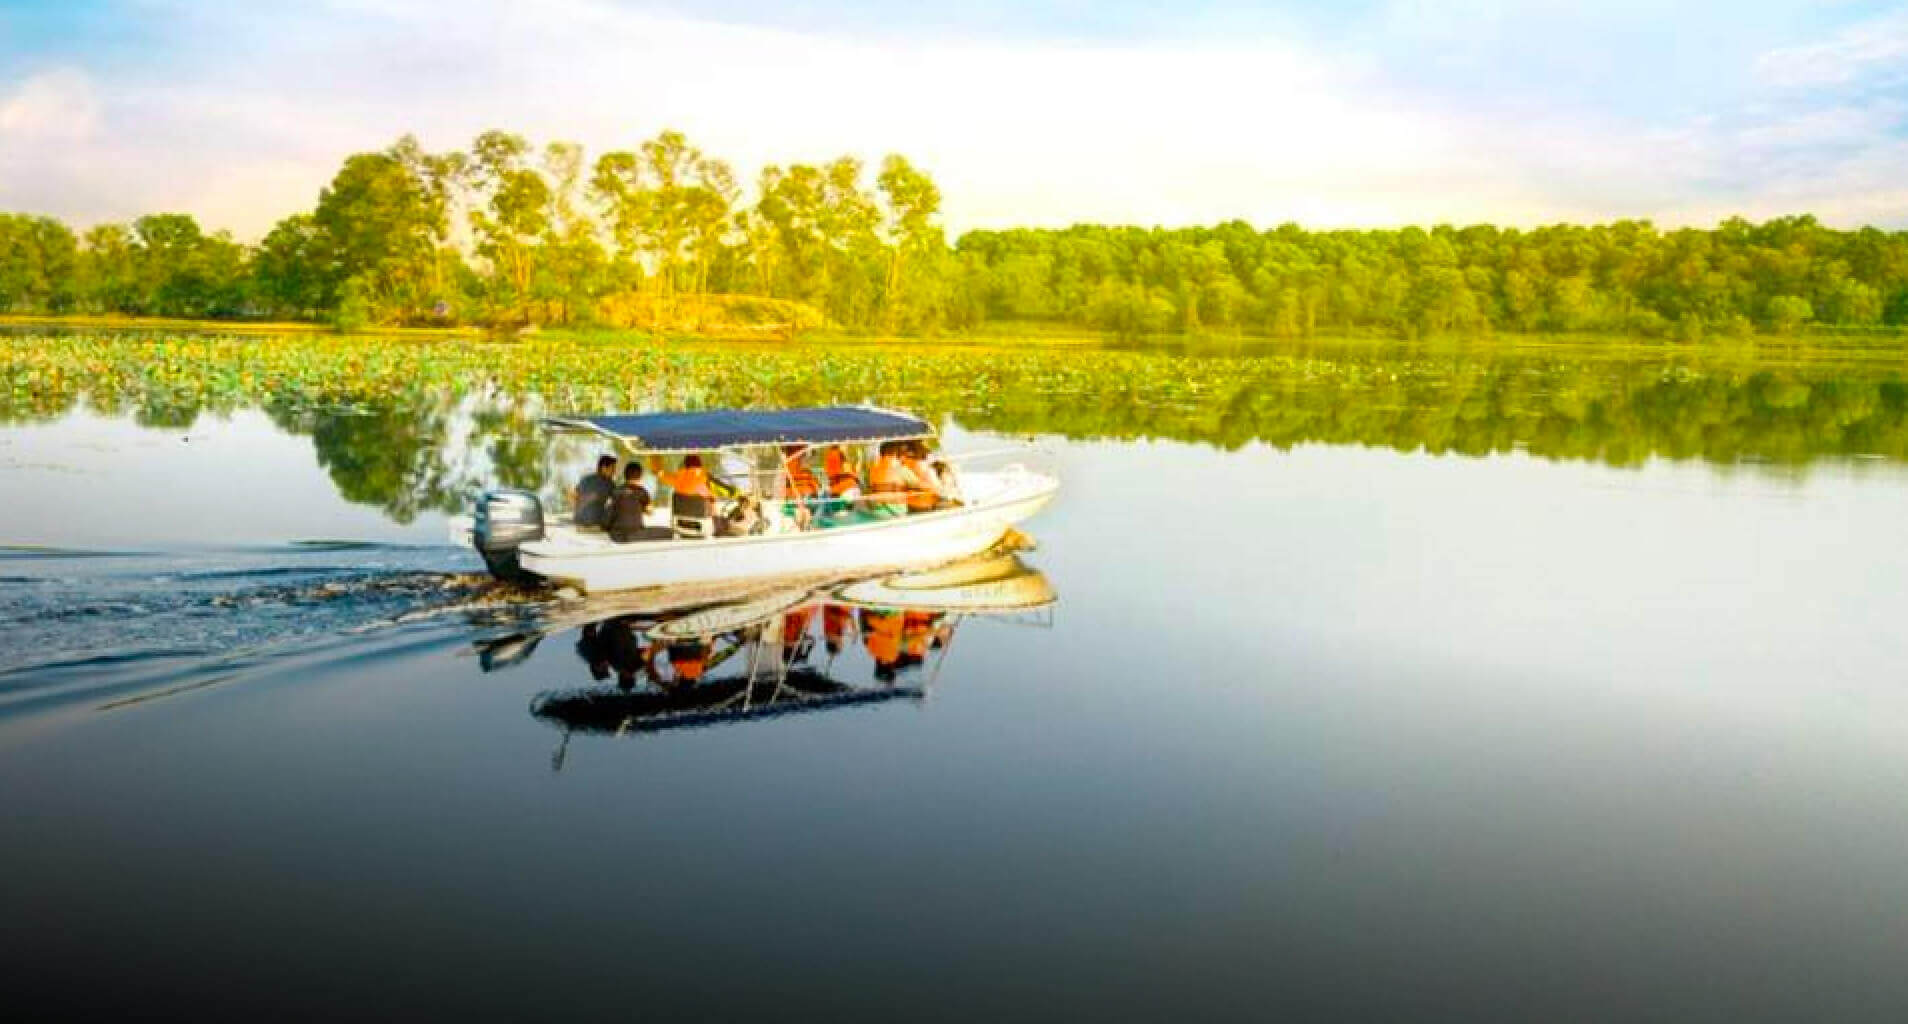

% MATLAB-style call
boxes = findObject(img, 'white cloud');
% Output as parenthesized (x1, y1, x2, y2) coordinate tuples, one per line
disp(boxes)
(1756, 9, 1908, 88)
(3, 0, 1905, 236)
(0, 67, 102, 142)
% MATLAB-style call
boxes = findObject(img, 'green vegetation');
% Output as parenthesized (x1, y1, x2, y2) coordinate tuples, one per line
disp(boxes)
(5, 332, 1905, 521)
(5, 132, 1908, 340)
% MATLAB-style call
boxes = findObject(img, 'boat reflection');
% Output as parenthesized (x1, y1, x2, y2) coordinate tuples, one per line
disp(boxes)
(493, 553, 1055, 765)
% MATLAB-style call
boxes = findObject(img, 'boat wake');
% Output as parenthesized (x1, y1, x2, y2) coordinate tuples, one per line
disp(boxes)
(0, 542, 545, 722)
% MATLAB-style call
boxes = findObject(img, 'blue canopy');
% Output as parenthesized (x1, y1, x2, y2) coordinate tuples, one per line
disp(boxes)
(545, 406, 933, 452)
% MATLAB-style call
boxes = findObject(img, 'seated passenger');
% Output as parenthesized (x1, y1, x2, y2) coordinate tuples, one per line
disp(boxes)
(901, 441, 942, 513)
(606, 463, 655, 543)
(824, 446, 860, 498)
(866, 442, 921, 519)
(782, 445, 820, 499)
(665, 454, 713, 501)
(572, 454, 618, 529)
(781, 445, 820, 529)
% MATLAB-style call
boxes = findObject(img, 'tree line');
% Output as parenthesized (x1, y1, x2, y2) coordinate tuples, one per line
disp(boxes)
(3, 130, 1908, 339)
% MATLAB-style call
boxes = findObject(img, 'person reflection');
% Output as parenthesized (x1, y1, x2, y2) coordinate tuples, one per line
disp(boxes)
(663, 636, 712, 689)
(860, 608, 904, 682)
(823, 604, 853, 656)
(576, 621, 612, 682)
(900, 610, 944, 673)
(576, 615, 653, 691)
(782, 605, 815, 665)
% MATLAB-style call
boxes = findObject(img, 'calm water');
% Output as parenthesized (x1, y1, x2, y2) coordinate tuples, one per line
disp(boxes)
(5, 349, 1908, 1020)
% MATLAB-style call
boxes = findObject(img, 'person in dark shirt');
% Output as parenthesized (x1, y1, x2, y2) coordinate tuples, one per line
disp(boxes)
(607, 463, 653, 543)
(573, 454, 617, 529)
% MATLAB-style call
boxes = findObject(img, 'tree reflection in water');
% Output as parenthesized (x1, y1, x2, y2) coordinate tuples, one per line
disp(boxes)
(6, 334, 1908, 519)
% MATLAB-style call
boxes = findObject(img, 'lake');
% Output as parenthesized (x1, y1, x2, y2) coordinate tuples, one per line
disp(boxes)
(4, 333, 1908, 1019)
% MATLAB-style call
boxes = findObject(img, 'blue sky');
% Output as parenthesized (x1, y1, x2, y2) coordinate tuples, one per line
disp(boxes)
(2, 0, 1904, 237)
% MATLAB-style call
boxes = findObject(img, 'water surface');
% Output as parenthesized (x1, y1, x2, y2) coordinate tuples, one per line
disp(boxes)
(4, 342, 1908, 1019)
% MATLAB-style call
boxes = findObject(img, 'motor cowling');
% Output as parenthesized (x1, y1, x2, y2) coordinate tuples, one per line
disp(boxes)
(473, 489, 544, 583)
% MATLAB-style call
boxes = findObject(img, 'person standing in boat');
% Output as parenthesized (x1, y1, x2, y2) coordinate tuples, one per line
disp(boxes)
(572, 454, 618, 529)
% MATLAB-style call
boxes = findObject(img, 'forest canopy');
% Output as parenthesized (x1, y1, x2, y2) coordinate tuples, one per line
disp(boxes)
(3, 130, 1907, 339)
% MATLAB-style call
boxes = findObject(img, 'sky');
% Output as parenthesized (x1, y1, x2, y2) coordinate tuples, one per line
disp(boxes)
(0, 0, 1904, 240)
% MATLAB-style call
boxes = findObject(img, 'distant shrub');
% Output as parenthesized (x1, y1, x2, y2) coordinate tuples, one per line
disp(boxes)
(1676, 312, 1704, 343)
(1628, 310, 1669, 337)
(1768, 295, 1813, 334)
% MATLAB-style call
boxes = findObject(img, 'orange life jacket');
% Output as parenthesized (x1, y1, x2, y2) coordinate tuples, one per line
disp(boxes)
(668, 466, 711, 499)
(783, 455, 819, 498)
(825, 448, 858, 495)
(861, 610, 902, 664)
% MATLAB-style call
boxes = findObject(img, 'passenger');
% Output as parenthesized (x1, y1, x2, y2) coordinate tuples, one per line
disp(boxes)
(866, 442, 920, 519)
(928, 453, 962, 504)
(901, 441, 942, 513)
(817, 446, 861, 522)
(572, 454, 618, 529)
(665, 454, 713, 500)
(782, 445, 820, 499)
(606, 463, 654, 543)
(824, 446, 858, 496)
(781, 445, 819, 529)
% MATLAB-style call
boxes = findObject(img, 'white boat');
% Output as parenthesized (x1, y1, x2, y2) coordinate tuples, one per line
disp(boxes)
(450, 405, 1058, 594)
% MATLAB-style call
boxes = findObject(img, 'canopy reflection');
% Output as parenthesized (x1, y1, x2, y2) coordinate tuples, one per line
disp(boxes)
(470, 553, 1055, 766)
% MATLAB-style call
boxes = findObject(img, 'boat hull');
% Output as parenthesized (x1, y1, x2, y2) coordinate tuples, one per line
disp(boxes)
(512, 469, 1056, 594)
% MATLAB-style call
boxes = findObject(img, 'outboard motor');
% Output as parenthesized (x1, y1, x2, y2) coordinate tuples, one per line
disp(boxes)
(472, 488, 545, 584)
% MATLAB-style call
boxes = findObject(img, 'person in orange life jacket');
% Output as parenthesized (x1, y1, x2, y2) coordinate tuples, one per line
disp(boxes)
(824, 446, 859, 497)
(867, 442, 928, 519)
(781, 445, 820, 498)
(665, 454, 714, 499)
(900, 441, 942, 513)
(816, 445, 861, 520)
(779, 445, 820, 529)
